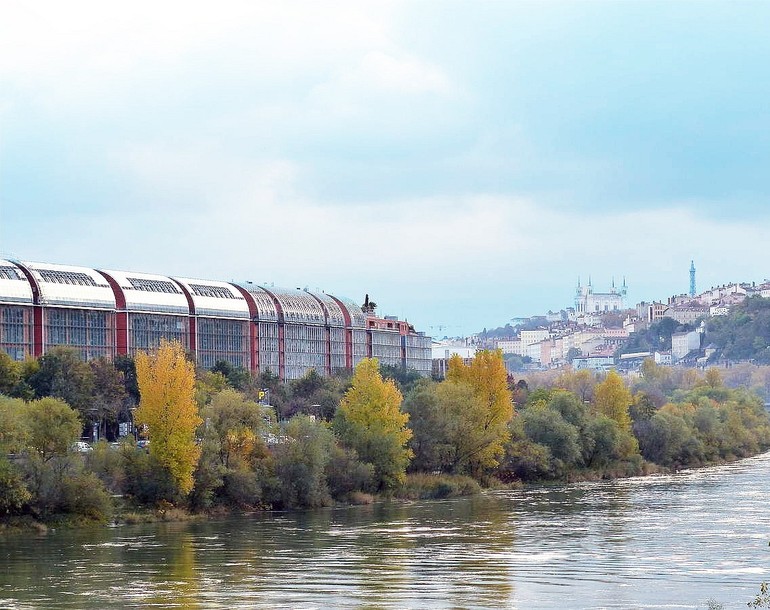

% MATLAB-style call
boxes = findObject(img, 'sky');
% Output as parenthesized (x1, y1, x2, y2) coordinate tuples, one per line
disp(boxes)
(2, 1, 770, 337)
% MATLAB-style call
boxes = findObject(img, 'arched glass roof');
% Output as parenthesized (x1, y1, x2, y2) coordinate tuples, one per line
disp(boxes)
(0, 260, 33, 305)
(266, 287, 325, 325)
(173, 277, 249, 319)
(99, 268, 189, 315)
(21, 261, 116, 309)
(235, 284, 279, 322)
(305, 291, 346, 327)
(333, 296, 367, 328)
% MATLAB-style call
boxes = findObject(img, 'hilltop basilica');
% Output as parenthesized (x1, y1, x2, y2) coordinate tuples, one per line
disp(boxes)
(574, 277, 627, 314)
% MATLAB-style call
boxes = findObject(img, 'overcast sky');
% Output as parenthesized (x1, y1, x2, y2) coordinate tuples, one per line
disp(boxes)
(2, 1, 770, 336)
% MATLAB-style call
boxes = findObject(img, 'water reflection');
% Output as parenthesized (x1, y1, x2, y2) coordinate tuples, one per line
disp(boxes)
(2, 455, 770, 608)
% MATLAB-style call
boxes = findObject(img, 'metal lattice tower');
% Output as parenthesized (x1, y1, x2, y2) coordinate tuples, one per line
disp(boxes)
(689, 260, 696, 297)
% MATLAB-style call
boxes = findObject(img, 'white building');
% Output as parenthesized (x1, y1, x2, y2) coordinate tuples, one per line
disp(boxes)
(574, 278, 627, 314)
(672, 330, 701, 361)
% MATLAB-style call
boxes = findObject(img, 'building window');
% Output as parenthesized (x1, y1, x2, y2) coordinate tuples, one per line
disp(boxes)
(126, 278, 181, 294)
(38, 269, 101, 287)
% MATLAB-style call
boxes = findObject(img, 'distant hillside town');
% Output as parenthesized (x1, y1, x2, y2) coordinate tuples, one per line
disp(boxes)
(432, 262, 770, 377)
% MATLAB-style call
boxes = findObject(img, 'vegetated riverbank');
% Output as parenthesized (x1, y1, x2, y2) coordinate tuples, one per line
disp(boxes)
(2, 345, 770, 533)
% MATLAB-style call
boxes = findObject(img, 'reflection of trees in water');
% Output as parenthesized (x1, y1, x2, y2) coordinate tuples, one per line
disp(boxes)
(145, 523, 200, 609)
(343, 497, 515, 608)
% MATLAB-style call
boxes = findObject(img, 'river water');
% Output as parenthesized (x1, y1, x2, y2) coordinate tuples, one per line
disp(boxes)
(2, 454, 770, 610)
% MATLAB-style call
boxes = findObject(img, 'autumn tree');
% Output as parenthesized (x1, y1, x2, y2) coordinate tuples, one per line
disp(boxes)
(444, 349, 514, 471)
(203, 388, 271, 469)
(135, 340, 202, 496)
(333, 358, 412, 490)
(593, 370, 633, 430)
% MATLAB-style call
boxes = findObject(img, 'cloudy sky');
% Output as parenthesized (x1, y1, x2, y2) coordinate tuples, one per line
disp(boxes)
(2, 1, 770, 336)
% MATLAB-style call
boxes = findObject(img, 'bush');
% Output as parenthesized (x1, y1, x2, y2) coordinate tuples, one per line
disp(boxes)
(395, 473, 481, 500)
(60, 471, 113, 522)
(121, 448, 177, 507)
(0, 457, 30, 515)
(326, 445, 374, 500)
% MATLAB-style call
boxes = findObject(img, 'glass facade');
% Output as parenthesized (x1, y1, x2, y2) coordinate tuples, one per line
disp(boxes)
(44, 307, 114, 359)
(352, 329, 368, 366)
(283, 324, 326, 380)
(0, 305, 32, 361)
(330, 327, 346, 373)
(404, 333, 433, 376)
(258, 321, 279, 375)
(129, 314, 189, 354)
(197, 318, 249, 370)
(370, 329, 402, 368)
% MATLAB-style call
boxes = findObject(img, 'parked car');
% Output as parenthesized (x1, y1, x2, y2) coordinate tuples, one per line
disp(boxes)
(70, 441, 93, 453)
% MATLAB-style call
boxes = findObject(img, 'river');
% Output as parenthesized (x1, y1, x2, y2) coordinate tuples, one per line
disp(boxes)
(2, 453, 770, 609)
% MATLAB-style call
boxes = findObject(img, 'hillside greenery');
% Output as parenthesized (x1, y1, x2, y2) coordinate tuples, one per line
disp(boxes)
(706, 296, 770, 363)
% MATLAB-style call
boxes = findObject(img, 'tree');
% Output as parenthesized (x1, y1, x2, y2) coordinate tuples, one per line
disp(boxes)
(275, 415, 335, 508)
(593, 370, 633, 431)
(0, 351, 20, 396)
(135, 340, 203, 496)
(444, 350, 514, 470)
(333, 358, 412, 490)
(211, 360, 252, 391)
(0, 395, 29, 454)
(204, 388, 271, 469)
(90, 357, 130, 440)
(24, 397, 82, 461)
(27, 346, 96, 421)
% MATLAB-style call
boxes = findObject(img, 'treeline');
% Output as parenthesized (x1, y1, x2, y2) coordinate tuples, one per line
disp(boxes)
(1, 343, 769, 527)
(515, 364, 770, 478)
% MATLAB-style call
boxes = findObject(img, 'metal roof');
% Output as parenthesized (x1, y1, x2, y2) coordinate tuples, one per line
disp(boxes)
(0, 260, 33, 305)
(21, 261, 116, 309)
(99, 268, 189, 315)
(172, 277, 250, 319)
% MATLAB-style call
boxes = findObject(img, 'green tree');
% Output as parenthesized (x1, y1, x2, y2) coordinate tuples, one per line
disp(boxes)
(90, 357, 130, 440)
(211, 360, 252, 391)
(0, 351, 21, 396)
(0, 395, 29, 454)
(135, 340, 203, 496)
(28, 347, 95, 415)
(334, 358, 412, 490)
(275, 415, 335, 508)
(25, 397, 82, 461)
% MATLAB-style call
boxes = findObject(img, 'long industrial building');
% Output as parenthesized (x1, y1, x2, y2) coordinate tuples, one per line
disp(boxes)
(0, 260, 432, 380)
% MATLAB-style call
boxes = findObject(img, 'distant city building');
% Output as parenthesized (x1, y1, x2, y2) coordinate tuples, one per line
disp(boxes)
(574, 277, 627, 314)
(431, 342, 477, 378)
(672, 329, 701, 361)
(663, 305, 709, 325)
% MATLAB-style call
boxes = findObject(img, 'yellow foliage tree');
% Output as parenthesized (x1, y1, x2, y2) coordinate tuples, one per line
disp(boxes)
(445, 349, 514, 470)
(334, 358, 412, 490)
(593, 370, 632, 430)
(135, 340, 203, 496)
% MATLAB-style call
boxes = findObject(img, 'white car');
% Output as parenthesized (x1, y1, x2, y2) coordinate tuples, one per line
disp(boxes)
(71, 441, 93, 453)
